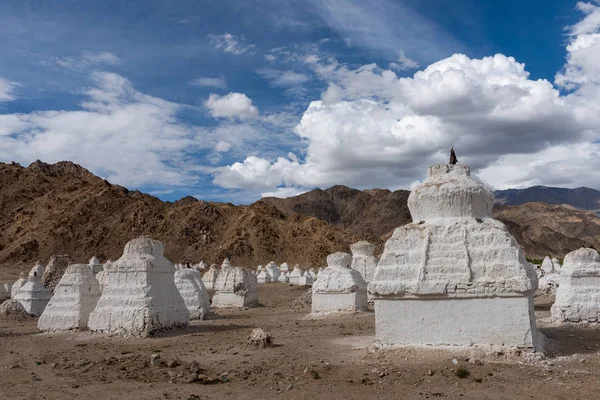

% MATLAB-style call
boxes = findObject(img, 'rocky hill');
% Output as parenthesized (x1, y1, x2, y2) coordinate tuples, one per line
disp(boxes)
(0, 161, 360, 280)
(495, 186, 600, 214)
(262, 185, 411, 241)
(493, 203, 600, 258)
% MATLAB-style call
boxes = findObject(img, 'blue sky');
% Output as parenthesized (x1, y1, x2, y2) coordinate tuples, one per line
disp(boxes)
(1, 0, 599, 203)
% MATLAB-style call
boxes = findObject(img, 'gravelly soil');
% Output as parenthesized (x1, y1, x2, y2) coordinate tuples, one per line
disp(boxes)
(1, 286, 600, 400)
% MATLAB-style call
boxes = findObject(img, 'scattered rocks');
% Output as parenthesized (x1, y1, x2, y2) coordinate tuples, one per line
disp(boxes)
(247, 328, 274, 349)
(150, 354, 164, 367)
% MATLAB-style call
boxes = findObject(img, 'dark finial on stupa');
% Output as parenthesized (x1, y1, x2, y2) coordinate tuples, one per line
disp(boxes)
(449, 147, 458, 165)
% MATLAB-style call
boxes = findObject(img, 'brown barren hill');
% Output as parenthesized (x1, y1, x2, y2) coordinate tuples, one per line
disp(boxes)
(261, 185, 412, 241)
(493, 202, 600, 258)
(0, 161, 360, 280)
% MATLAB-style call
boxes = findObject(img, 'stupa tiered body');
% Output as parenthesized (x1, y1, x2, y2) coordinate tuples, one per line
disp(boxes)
(88, 237, 189, 336)
(257, 269, 272, 284)
(212, 259, 258, 308)
(174, 268, 210, 320)
(369, 164, 538, 348)
(266, 262, 281, 282)
(350, 241, 379, 283)
(38, 264, 102, 331)
(11, 272, 28, 299)
(551, 248, 600, 323)
(312, 252, 368, 314)
(202, 264, 220, 290)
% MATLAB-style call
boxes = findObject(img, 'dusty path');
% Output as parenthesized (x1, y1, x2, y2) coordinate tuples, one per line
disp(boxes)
(1, 285, 600, 400)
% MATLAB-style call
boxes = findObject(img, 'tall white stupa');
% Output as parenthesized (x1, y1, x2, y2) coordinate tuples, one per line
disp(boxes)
(369, 152, 539, 348)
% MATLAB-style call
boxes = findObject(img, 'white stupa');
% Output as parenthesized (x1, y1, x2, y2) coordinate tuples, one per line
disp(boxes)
(278, 271, 289, 283)
(369, 161, 538, 348)
(89, 256, 103, 274)
(289, 265, 304, 285)
(280, 262, 290, 272)
(14, 274, 51, 315)
(551, 248, 600, 323)
(38, 264, 102, 331)
(350, 241, 379, 283)
(202, 264, 220, 290)
(257, 264, 263, 271)
(312, 252, 368, 314)
(212, 259, 258, 308)
(174, 268, 210, 320)
(266, 262, 281, 282)
(88, 237, 189, 336)
(11, 272, 28, 299)
(257, 269, 272, 284)
(541, 256, 555, 274)
(298, 271, 314, 286)
(194, 260, 207, 271)
(29, 261, 46, 279)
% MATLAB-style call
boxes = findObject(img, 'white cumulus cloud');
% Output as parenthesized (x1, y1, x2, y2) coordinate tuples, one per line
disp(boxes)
(205, 92, 259, 120)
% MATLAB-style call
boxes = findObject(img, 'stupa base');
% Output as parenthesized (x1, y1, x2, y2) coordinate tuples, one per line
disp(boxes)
(312, 292, 368, 314)
(375, 296, 538, 348)
(212, 292, 257, 308)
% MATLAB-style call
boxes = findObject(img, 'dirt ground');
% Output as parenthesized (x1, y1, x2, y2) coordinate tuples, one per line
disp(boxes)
(1, 286, 600, 400)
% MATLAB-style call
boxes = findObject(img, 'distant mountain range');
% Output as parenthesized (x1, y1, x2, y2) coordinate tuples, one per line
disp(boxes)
(495, 186, 600, 214)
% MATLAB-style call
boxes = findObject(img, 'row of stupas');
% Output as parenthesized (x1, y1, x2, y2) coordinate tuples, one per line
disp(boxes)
(2, 238, 261, 335)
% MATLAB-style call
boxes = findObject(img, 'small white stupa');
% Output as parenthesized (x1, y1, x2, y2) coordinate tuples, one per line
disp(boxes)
(29, 261, 45, 279)
(298, 271, 314, 286)
(89, 256, 103, 274)
(193, 260, 207, 271)
(278, 271, 289, 283)
(257, 264, 263, 271)
(312, 252, 368, 314)
(257, 269, 272, 284)
(369, 158, 538, 348)
(266, 262, 280, 282)
(350, 241, 379, 283)
(212, 259, 258, 308)
(289, 265, 304, 285)
(541, 256, 555, 274)
(11, 272, 28, 299)
(14, 274, 51, 315)
(202, 264, 220, 290)
(174, 268, 210, 320)
(280, 262, 290, 272)
(38, 264, 102, 331)
(551, 248, 600, 323)
(88, 237, 189, 336)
